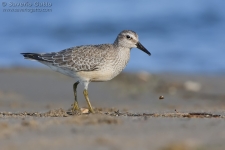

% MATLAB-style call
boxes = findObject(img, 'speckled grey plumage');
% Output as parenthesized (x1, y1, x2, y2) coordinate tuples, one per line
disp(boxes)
(21, 30, 150, 87)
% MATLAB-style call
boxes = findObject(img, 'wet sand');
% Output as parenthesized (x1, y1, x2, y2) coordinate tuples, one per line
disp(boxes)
(0, 68, 225, 150)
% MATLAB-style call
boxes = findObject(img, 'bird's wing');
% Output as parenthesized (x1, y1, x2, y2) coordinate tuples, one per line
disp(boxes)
(39, 45, 111, 72)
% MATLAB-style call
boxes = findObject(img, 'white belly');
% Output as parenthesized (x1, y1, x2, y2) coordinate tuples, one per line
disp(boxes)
(76, 69, 115, 82)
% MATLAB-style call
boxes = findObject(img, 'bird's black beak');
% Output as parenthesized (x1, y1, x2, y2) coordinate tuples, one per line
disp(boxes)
(136, 42, 151, 56)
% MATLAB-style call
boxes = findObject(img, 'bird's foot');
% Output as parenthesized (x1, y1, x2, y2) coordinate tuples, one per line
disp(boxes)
(69, 103, 94, 114)
(70, 102, 81, 113)
(67, 108, 80, 116)
(88, 107, 95, 113)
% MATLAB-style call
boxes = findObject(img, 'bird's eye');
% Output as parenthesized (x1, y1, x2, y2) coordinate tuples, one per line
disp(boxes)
(126, 35, 131, 39)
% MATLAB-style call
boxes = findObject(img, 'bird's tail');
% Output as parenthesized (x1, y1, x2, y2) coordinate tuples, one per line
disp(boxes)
(21, 53, 44, 61)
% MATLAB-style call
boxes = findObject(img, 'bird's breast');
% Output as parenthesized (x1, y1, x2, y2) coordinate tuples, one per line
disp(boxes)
(110, 48, 130, 78)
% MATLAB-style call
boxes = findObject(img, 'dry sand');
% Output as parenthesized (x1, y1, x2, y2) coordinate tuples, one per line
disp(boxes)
(0, 68, 225, 150)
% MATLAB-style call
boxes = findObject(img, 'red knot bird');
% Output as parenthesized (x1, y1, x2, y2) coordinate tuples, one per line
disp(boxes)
(21, 30, 151, 113)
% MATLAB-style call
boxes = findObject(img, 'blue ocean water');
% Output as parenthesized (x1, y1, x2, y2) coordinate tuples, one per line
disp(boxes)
(0, 0, 225, 74)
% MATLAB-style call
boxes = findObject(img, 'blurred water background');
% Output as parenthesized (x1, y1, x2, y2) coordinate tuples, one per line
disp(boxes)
(0, 0, 225, 74)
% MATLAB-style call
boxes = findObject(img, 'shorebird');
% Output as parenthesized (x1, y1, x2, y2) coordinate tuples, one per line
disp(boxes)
(21, 30, 151, 113)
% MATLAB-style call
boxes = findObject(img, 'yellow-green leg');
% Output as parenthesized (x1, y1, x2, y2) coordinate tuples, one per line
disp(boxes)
(72, 81, 80, 112)
(83, 89, 94, 113)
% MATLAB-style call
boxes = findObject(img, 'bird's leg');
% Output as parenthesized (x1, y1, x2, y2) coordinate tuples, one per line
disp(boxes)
(83, 89, 94, 113)
(72, 81, 80, 112)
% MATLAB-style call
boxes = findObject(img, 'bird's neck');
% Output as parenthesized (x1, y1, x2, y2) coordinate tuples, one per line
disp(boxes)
(113, 38, 127, 48)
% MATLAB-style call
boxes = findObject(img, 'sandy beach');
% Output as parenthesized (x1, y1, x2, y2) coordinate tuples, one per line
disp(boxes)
(0, 68, 225, 150)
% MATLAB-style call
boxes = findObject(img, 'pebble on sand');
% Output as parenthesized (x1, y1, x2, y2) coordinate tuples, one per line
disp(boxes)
(159, 95, 164, 100)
